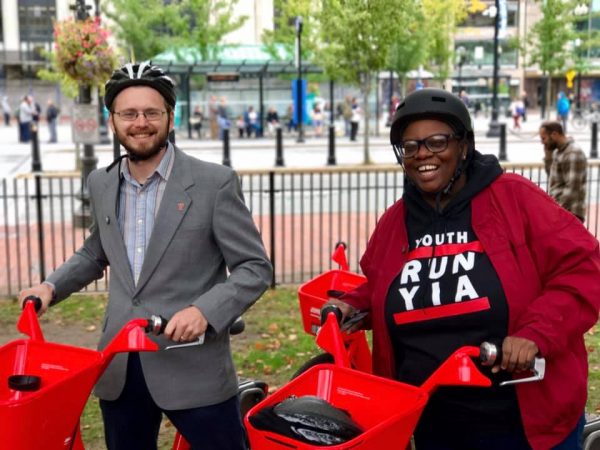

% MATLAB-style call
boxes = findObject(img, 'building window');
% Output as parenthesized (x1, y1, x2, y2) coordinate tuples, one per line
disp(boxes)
(18, 0, 56, 45)
(456, 40, 517, 68)
(461, 1, 518, 28)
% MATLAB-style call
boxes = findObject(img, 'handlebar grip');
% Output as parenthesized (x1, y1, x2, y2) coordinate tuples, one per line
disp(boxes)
(320, 304, 343, 326)
(23, 295, 42, 312)
(146, 315, 168, 335)
(479, 341, 502, 366)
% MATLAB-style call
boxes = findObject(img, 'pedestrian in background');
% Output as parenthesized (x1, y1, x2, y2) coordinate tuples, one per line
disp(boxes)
(208, 95, 219, 140)
(46, 99, 59, 143)
(2, 96, 11, 126)
(556, 92, 570, 133)
(350, 97, 361, 141)
(342, 95, 353, 137)
(509, 96, 524, 130)
(18, 95, 33, 143)
(190, 105, 203, 139)
(539, 120, 587, 222)
(265, 106, 280, 136)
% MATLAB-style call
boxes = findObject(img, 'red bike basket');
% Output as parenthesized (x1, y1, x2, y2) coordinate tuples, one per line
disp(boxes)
(298, 270, 366, 336)
(245, 363, 428, 450)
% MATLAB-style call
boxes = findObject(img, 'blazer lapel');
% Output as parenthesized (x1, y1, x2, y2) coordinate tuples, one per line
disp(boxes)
(133, 150, 193, 295)
(100, 168, 136, 294)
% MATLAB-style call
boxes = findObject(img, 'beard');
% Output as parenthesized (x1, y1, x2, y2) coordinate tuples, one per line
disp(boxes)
(114, 119, 170, 161)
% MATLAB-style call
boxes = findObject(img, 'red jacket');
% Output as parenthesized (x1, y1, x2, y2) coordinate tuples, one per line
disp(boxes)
(344, 173, 600, 449)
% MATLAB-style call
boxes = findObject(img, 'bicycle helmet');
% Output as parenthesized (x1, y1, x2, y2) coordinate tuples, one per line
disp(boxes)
(390, 88, 474, 165)
(248, 395, 363, 446)
(104, 61, 176, 110)
(390, 88, 475, 197)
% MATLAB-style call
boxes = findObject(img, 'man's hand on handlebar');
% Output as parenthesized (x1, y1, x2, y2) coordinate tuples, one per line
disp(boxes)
(492, 336, 539, 374)
(164, 305, 208, 343)
(18, 284, 53, 315)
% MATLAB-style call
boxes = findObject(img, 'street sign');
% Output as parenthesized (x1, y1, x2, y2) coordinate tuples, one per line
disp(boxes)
(207, 73, 240, 82)
(72, 104, 100, 144)
(566, 69, 576, 89)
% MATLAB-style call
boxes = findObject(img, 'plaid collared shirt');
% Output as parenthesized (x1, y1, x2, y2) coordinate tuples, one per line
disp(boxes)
(118, 143, 175, 284)
(548, 138, 587, 220)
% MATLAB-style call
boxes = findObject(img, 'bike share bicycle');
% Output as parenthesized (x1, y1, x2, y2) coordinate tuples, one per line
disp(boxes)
(0, 297, 267, 450)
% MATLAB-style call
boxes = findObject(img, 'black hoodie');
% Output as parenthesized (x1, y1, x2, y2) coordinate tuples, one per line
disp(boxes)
(384, 151, 523, 435)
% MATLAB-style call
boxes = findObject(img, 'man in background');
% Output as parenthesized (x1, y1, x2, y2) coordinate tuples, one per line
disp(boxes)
(539, 120, 587, 222)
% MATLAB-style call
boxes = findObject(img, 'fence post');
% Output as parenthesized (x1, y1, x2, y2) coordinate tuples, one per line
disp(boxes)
(113, 133, 121, 160)
(275, 127, 284, 167)
(30, 123, 46, 281)
(591, 122, 598, 159)
(222, 128, 231, 167)
(498, 123, 507, 161)
(269, 171, 276, 288)
(327, 124, 337, 165)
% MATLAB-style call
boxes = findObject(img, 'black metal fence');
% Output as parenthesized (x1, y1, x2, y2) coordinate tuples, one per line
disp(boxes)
(2, 162, 600, 298)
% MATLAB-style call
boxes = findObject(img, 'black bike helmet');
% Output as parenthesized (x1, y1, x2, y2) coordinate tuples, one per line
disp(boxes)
(390, 88, 474, 164)
(104, 62, 176, 110)
(248, 395, 363, 446)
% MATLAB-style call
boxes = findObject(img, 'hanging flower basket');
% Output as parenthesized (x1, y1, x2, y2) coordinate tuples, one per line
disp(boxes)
(53, 17, 116, 88)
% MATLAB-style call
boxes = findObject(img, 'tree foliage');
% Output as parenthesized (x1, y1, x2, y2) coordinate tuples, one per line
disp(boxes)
(106, 0, 246, 62)
(526, 0, 576, 76)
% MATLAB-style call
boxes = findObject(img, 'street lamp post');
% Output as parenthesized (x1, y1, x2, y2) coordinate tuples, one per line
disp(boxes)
(295, 16, 305, 143)
(486, 0, 501, 138)
(71, 0, 97, 227)
(574, 3, 590, 111)
(94, 0, 111, 144)
(456, 46, 466, 94)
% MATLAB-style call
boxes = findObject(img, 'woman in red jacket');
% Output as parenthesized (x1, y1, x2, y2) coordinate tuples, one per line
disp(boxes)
(328, 88, 600, 450)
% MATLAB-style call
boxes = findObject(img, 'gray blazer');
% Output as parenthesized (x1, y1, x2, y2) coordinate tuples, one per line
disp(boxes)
(47, 147, 272, 409)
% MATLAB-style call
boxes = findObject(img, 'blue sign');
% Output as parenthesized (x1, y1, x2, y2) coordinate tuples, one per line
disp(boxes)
(292, 79, 308, 125)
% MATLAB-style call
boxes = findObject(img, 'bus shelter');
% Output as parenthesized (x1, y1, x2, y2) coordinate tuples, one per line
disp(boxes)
(152, 45, 323, 138)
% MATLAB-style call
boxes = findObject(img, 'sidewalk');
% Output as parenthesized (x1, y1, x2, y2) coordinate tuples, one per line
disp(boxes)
(0, 110, 591, 178)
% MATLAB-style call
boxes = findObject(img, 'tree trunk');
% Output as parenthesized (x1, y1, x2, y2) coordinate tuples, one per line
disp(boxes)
(361, 73, 372, 165)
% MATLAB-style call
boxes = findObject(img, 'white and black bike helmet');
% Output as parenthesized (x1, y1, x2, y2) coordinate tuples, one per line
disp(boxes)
(104, 62, 176, 110)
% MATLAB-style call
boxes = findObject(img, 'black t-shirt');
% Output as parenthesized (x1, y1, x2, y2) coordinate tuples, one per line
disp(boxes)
(385, 204, 522, 434)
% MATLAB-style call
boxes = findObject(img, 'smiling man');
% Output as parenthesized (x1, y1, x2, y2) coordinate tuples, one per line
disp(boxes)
(19, 62, 272, 450)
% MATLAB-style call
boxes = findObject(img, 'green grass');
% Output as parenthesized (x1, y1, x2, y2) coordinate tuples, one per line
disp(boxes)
(2, 289, 599, 448)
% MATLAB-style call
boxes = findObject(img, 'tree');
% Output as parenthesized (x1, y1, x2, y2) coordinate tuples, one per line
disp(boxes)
(318, 0, 419, 164)
(387, 6, 428, 97)
(421, 0, 468, 81)
(526, 0, 577, 118)
(261, 0, 319, 61)
(105, 0, 176, 62)
(106, 0, 246, 62)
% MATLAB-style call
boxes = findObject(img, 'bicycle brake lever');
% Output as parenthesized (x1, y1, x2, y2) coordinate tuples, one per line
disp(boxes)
(165, 334, 205, 350)
(499, 357, 546, 386)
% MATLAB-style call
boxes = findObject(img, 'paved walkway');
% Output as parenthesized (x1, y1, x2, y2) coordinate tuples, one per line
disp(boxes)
(0, 111, 594, 178)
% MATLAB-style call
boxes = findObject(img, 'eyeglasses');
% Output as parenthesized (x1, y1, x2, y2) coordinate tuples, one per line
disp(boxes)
(112, 109, 167, 122)
(398, 133, 459, 158)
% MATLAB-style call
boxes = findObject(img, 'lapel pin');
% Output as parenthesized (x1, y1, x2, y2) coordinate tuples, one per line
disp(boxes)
(105, 216, 110, 225)
(177, 202, 185, 211)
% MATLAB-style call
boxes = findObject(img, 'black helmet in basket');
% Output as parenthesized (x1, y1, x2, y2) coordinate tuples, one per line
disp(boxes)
(104, 62, 176, 110)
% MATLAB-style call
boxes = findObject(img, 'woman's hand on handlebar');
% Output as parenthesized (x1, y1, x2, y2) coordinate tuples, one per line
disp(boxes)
(321, 299, 362, 333)
(18, 284, 53, 315)
(164, 305, 208, 343)
(492, 336, 539, 374)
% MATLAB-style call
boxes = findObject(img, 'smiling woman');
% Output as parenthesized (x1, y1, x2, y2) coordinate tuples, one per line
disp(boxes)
(322, 88, 600, 450)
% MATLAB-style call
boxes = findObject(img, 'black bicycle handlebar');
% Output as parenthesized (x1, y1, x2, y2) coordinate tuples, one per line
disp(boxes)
(22, 295, 42, 312)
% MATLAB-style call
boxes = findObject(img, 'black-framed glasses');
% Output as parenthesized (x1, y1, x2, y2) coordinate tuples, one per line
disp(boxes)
(112, 109, 167, 122)
(398, 133, 459, 158)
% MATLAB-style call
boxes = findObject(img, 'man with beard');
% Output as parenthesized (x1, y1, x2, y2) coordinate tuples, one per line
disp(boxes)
(539, 120, 587, 222)
(18, 62, 272, 450)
